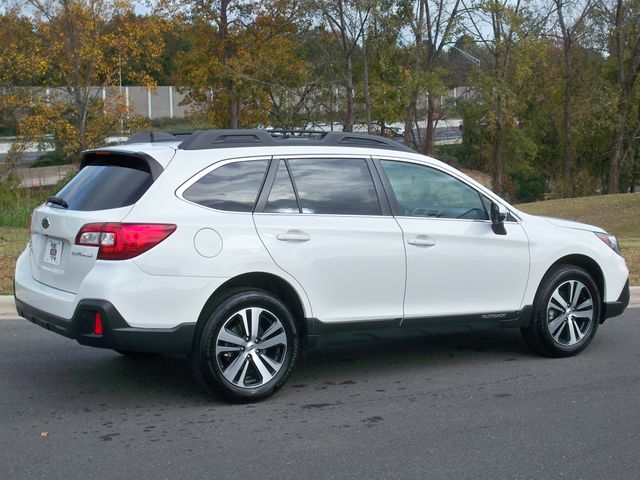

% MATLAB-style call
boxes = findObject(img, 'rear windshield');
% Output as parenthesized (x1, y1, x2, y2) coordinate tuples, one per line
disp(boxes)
(53, 163, 153, 211)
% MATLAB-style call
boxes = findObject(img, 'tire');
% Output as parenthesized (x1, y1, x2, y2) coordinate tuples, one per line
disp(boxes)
(190, 289, 300, 402)
(114, 350, 161, 358)
(521, 264, 601, 357)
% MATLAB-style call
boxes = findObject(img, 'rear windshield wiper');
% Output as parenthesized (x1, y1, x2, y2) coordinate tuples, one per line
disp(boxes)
(46, 196, 69, 209)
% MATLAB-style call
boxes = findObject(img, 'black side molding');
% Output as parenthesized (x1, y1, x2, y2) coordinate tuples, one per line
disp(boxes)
(306, 306, 533, 336)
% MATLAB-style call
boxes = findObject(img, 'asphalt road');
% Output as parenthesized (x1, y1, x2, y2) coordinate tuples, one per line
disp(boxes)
(1, 310, 639, 480)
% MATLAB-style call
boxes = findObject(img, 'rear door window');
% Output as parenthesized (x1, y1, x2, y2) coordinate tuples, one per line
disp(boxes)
(54, 163, 153, 211)
(286, 158, 381, 216)
(182, 160, 269, 212)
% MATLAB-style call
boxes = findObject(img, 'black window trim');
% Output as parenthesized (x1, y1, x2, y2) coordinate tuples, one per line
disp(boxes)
(176, 156, 272, 214)
(372, 156, 521, 223)
(254, 156, 391, 217)
(284, 160, 303, 214)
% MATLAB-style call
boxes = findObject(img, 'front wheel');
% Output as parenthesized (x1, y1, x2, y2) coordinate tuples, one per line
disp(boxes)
(191, 290, 300, 402)
(521, 265, 601, 357)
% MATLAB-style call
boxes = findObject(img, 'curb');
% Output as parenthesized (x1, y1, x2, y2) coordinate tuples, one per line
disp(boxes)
(630, 286, 640, 308)
(0, 295, 17, 319)
(1, 287, 639, 320)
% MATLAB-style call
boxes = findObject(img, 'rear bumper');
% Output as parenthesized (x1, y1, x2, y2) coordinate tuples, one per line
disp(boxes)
(602, 279, 630, 322)
(15, 298, 195, 354)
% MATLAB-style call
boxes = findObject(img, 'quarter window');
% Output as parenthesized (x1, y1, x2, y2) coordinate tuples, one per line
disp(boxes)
(287, 158, 381, 216)
(183, 160, 268, 212)
(380, 160, 488, 220)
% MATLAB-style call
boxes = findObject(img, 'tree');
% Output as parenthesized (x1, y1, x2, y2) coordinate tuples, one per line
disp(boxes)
(175, 0, 310, 129)
(6, 0, 166, 164)
(367, 1, 409, 135)
(315, 0, 371, 132)
(401, 0, 462, 154)
(0, 11, 47, 136)
(462, 0, 549, 195)
(553, 0, 593, 186)
(597, 0, 640, 193)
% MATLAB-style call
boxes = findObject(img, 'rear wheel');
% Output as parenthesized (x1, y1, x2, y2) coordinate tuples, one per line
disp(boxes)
(191, 289, 299, 402)
(521, 265, 600, 357)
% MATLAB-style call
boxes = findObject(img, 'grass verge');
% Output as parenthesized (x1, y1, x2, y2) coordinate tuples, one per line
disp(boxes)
(0, 227, 27, 295)
(1, 194, 637, 295)
(517, 193, 639, 285)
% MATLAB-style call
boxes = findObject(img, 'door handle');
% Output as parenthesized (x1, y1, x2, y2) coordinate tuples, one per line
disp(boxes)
(276, 230, 311, 242)
(407, 236, 436, 247)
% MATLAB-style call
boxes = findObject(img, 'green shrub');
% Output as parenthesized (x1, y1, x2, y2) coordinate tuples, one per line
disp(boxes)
(31, 149, 71, 168)
(0, 174, 60, 227)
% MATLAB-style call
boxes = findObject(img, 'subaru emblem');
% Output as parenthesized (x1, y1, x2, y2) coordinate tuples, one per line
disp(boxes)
(42, 218, 50, 229)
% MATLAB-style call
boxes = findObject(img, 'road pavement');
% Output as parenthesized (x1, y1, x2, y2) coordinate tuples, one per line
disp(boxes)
(0, 309, 638, 480)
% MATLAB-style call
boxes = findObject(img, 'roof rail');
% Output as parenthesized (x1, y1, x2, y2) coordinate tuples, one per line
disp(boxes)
(176, 129, 414, 152)
(125, 131, 193, 144)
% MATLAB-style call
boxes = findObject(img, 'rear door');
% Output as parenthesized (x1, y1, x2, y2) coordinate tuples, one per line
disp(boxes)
(30, 153, 161, 293)
(253, 157, 406, 324)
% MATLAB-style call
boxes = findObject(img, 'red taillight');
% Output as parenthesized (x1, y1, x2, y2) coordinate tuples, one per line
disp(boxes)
(94, 312, 103, 335)
(75, 223, 176, 260)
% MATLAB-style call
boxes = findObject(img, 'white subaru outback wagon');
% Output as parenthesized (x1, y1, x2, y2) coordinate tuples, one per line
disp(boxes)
(14, 129, 630, 401)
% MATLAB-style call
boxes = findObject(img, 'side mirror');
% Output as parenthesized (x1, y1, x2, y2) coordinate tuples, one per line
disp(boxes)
(490, 202, 508, 235)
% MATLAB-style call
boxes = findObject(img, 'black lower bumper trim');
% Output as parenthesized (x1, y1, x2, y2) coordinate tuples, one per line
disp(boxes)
(15, 298, 195, 354)
(602, 279, 630, 322)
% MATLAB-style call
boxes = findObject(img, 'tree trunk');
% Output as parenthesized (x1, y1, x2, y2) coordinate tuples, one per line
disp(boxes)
(228, 93, 240, 128)
(492, 94, 505, 196)
(219, 0, 239, 129)
(404, 91, 418, 147)
(608, 122, 625, 194)
(423, 95, 436, 155)
(362, 32, 372, 134)
(344, 55, 355, 132)
(561, 59, 573, 184)
(608, 100, 629, 194)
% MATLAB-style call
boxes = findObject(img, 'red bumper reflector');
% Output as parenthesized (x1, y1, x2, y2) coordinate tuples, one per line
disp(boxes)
(94, 312, 103, 335)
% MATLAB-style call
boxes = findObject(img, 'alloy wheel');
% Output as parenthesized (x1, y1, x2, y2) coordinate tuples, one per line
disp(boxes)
(214, 307, 288, 388)
(546, 280, 594, 347)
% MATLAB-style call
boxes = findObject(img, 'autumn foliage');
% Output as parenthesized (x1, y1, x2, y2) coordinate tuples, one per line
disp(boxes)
(2, 0, 640, 197)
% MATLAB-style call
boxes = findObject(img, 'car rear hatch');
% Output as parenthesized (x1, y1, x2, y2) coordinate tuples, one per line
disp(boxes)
(29, 150, 167, 294)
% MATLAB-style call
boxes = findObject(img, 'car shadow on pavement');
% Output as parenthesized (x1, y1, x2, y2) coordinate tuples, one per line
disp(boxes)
(297, 327, 531, 375)
(11, 327, 532, 408)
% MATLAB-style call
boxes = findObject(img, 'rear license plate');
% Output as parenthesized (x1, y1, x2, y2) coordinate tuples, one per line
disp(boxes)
(44, 239, 63, 266)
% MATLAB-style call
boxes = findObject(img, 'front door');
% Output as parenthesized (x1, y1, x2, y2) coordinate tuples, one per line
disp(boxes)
(377, 158, 530, 320)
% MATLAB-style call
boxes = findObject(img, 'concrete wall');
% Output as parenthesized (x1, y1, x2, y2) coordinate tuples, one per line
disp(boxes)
(4, 86, 190, 120)
(4, 85, 472, 121)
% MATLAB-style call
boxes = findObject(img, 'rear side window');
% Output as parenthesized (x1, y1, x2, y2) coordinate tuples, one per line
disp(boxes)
(54, 163, 153, 211)
(183, 160, 268, 212)
(286, 158, 381, 215)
